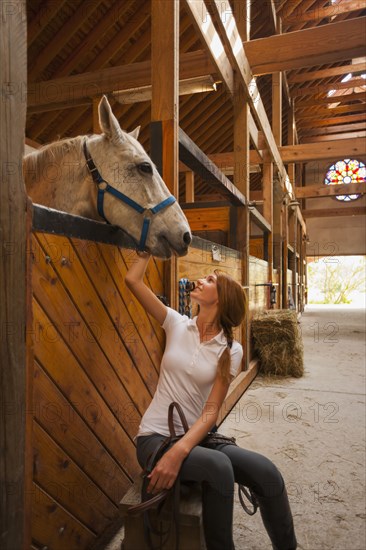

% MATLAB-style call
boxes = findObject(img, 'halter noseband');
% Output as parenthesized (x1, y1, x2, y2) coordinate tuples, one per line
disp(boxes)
(83, 139, 176, 251)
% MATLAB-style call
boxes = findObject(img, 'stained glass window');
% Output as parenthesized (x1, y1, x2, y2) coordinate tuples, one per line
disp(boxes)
(324, 159, 366, 202)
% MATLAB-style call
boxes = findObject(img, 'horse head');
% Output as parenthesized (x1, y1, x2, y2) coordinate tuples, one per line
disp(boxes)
(85, 96, 191, 258)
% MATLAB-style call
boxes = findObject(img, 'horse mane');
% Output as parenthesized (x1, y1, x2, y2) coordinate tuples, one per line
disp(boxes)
(23, 135, 91, 181)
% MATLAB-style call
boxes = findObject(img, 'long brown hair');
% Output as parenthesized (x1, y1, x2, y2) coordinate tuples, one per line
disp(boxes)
(214, 270, 247, 384)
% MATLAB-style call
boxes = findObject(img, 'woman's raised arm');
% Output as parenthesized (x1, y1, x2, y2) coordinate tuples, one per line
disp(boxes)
(125, 252, 167, 325)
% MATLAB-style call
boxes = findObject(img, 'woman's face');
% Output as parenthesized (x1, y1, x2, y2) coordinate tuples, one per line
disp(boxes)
(190, 273, 219, 307)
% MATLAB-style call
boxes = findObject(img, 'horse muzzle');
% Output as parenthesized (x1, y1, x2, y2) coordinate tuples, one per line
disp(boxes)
(151, 230, 191, 259)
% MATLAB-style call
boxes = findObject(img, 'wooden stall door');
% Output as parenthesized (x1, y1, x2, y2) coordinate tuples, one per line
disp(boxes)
(30, 233, 165, 549)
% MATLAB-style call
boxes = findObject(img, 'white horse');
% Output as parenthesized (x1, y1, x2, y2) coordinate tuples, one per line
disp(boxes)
(23, 96, 191, 258)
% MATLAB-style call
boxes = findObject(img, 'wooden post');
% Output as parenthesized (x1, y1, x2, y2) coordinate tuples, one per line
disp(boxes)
(287, 102, 297, 309)
(292, 210, 298, 310)
(283, 204, 289, 308)
(271, 15, 286, 309)
(273, 179, 283, 307)
(151, 0, 179, 309)
(287, 103, 296, 183)
(0, 3, 31, 548)
(299, 224, 304, 312)
(263, 152, 273, 307)
(272, 72, 282, 147)
(233, 79, 250, 369)
(185, 172, 195, 203)
(272, 15, 282, 148)
(233, 2, 251, 369)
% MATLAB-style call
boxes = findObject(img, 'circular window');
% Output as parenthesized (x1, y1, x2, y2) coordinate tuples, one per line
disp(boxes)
(324, 159, 365, 202)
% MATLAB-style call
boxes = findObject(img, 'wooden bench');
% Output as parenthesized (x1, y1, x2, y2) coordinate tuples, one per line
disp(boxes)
(120, 477, 206, 549)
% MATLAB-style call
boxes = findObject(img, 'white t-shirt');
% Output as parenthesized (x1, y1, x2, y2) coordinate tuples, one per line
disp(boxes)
(136, 307, 243, 438)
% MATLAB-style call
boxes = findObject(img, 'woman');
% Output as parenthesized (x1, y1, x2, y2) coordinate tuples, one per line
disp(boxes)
(125, 252, 297, 550)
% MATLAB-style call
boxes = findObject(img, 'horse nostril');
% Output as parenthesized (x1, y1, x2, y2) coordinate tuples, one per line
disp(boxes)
(183, 232, 192, 245)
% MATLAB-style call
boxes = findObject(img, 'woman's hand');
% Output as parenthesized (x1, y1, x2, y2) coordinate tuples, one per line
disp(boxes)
(146, 446, 186, 494)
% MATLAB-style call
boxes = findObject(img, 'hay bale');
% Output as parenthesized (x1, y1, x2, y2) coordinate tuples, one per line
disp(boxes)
(251, 310, 304, 377)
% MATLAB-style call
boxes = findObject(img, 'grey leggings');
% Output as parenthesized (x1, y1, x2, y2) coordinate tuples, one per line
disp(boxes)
(136, 434, 285, 550)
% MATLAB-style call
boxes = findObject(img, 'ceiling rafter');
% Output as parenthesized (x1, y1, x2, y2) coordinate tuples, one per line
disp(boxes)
(283, 0, 366, 25)
(292, 77, 366, 97)
(288, 61, 366, 83)
(245, 17, 366, 75)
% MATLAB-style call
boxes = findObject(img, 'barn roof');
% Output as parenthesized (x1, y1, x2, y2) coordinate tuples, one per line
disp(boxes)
(26, 0, 366, 201)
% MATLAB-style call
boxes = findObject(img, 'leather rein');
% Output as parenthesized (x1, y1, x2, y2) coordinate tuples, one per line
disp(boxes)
(83, 139, 176, 251)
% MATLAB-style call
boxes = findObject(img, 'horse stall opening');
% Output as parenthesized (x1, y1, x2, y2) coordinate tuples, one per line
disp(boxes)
(28, 209, 254, 549)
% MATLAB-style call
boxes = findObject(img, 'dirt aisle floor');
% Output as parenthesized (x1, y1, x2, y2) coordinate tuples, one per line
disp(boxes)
(221, 305, 366, 550)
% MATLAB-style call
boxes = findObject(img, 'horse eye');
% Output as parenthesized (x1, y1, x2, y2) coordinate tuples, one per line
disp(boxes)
(137, 162, 153, 174)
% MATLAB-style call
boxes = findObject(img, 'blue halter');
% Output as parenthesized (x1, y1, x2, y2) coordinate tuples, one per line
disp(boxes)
(83, 140, 176, 251)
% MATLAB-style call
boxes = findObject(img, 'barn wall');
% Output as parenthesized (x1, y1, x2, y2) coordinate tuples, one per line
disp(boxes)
(183, 206, 230, 233)
(30, 232, 164, 549)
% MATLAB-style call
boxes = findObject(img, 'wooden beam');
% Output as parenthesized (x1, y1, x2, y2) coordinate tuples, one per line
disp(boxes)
(185, 171, 195, 203)
(195, 137, 366, 164)
(28, 76, 219, 114)
(295, 91, 366, 106)
(250, 208, 271, 233)
(196, 1, 291, 186)
(279, 137, 366, 162)
(301, 122, 366, 136)
(288, 62, 366, 84)
(245, 17, 366, 75)
(296, 182, 366, 199)
(284, 0, 366, 25)
(232, 4, 250, 366)
(273, 178, 283, 305)
(27, 50, 214, 108)
(291, 209, 298, 309)
(1, 4, 31, 548)
(263, 153, 274, 291)
(151, 0, 179, 310)
(298, 114, 366, 128)
(184, 0, 234, 94)
(287, 103, 296, 199)
(233, 80, 250, 366)
(298, 103, 366, 120)
(185, 1, 306, 232)
(178, 128, 246, 206)
(302, 130, 366, 142)
(182, 2, 264, 155)
(208, 150, 262, 167)
(282, 204, 289, 308)
(272, 71, 282, 146)
(32, 206, 136, 246)
(303, 206, 366, 218)
(25, 137, 41, 149)
(291, 78, 366, 98)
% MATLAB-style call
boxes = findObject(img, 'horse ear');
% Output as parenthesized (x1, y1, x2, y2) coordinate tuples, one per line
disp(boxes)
(98, 95, 124, 142)
(129, 126, 140, 140)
